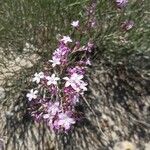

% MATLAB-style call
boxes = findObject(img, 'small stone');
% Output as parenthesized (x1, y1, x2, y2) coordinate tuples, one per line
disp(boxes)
(111, 131, 119, 141)
(113, 141, 137, 150)
(0, 87, 5, 100)
(5, 111, 14, 117)
(108, 118, 115, 126)
(145, 142, 150, 150)
(0, 138, 4, 150)
(101, 114, 108, 120)
(113, 126, 120, 131)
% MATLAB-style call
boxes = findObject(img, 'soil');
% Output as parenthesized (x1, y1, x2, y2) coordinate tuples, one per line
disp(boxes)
(0, 53, 150, 150)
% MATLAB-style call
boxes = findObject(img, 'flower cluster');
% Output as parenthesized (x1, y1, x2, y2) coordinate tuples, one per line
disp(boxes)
(115, 0, 134, 30)
(26, 0, 134, 133)
(116, 0, 128, 9)
(26, 21, 94, 133)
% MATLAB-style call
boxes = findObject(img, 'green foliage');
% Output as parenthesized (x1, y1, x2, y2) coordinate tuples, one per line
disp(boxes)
(93, 0, 150, 62)
(0, 0, 85, 56)
(0, 0, 149, 62)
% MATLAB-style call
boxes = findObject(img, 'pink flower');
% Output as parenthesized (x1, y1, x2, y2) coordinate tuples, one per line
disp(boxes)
(53, 44, 70, 57)
(43, 102, 60, 128)
(32, 72, 44, 84)
(50, 43, 71, 67)
(26, 89, 38, 101)
(63, 73, 87, 92)
(57, 112, 75, 130)
(49, 56, 61, 67)
(116, 0, 128, 8)
(63, 73, 83, 87)
(46, 74, 60, 86)
(71, 20, 79, 27)
(67, 66, 85, 75)
(60, 36, 72, 44)
(47, 101, 60, 116)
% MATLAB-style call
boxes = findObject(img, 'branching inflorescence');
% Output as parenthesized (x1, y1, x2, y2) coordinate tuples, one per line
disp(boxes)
(26, 18, 95, 133)
(26, 0, 133, 133)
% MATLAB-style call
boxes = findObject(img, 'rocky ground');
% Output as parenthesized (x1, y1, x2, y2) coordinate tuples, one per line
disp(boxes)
(0, 50, 150, 150)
